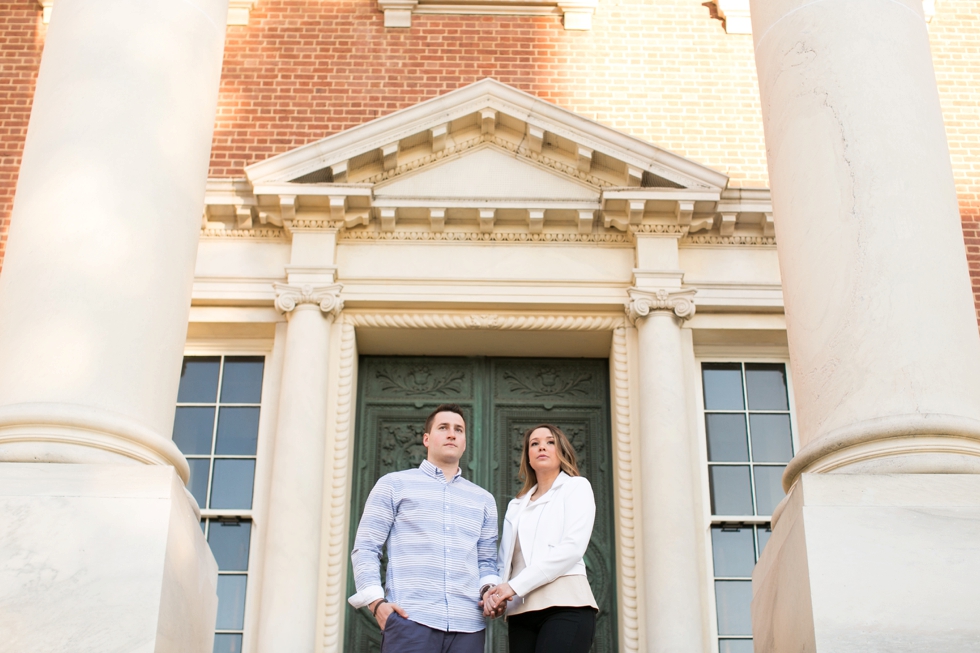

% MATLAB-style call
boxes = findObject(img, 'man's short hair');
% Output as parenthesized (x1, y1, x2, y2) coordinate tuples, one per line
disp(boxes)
(424, 403, 466, 434)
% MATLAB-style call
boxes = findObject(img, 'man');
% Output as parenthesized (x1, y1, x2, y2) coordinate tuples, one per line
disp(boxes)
(348, 403, 500, 652)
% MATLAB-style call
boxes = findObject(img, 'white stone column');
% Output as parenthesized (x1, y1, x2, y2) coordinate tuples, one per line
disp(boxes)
(0, 2, 229, 652)
(750, 1, 980, 650)
(0, 0, 229, 467)
(752, 0, 980, 483)
(627, 287, 705, 653)
(255, 281, 342, 653)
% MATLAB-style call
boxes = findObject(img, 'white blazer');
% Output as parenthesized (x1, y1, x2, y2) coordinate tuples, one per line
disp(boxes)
(497, 472, 596, 598)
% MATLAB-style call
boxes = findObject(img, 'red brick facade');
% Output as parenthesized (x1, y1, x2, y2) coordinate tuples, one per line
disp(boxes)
(0, 2, 43, 267)
(1, 0, 979, 317)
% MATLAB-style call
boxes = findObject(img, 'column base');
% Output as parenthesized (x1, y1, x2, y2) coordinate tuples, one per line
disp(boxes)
(0, 463, 218, 653)
(753, 473, 980, 652)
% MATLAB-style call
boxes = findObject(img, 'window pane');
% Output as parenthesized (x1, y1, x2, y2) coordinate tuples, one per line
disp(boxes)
(719, 639, 754, 653)
(745, 363, 789, 411)
(213, 634, 243, 653)
(208, 521, 252, 571)
(709, 465, 753, 516)
(215, 575, 247, 630)
(753, 465, 787, 516)
(749, 414, 794, 462)
(703, 364, 744, 410)
(715, 580, 753, 636)
(178, 357, 220, 403)
(187, 458, 211, 508)
(172, 407, 215, 455)
(706, 414, 749, 462)
(757, 525, 772, 559)
(215, 407, 260, 456)
(220, 357, 265, 404)
(711, 526, 756, 577)
(210, 459, 256, 510)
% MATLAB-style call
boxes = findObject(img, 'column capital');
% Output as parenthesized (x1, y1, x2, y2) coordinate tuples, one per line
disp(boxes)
(625, 287, 696, 324)
(273, 283, 344, 317)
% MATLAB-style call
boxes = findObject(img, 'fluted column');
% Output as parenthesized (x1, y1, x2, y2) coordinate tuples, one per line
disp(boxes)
(750, 1, 980, 650)
(256, 282, 342, 653)
(627, 287, 705, 653)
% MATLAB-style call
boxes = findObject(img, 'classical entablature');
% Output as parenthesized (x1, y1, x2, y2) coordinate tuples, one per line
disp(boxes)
(204, 78, 774, 245)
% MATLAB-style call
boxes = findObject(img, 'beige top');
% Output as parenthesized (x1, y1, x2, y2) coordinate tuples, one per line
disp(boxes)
(506, 524, 598, 616)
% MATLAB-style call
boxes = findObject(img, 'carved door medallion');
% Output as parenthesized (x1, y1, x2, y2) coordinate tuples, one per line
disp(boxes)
(344, 357, 617, 653)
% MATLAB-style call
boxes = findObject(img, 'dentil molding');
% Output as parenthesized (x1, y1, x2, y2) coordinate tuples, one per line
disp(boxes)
(273, 283, 344, 317)
(625, 288, 697, 323)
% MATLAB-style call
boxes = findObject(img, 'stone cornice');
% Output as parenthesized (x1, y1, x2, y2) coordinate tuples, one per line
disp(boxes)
(625, 287, 697, 324)
(273, 283, 344, 317)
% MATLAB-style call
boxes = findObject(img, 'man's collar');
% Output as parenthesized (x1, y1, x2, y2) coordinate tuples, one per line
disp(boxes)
(420, 458, 461, 481)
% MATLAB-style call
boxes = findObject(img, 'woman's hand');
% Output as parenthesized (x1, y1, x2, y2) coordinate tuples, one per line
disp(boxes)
(483, 582, 516, 617)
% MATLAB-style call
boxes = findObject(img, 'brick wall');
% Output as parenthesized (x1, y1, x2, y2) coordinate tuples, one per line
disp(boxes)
(0, 1, 43, 271)
(0, 0, 979, 323)
(210, 0, 768, 186)
(931, 0, 980, 320)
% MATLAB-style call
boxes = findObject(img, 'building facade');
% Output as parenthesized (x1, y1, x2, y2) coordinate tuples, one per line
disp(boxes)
(0, 1, 979, 653)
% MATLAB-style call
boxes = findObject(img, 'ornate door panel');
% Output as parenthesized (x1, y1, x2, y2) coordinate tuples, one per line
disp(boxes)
(345, 357, 617, 653)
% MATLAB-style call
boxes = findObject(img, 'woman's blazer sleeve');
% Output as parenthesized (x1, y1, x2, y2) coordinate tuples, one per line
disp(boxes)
(507, 477, 595, 598)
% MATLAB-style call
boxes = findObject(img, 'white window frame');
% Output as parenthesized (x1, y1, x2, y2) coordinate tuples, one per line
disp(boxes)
(693, 351, 800, 653)
(182, 340, 277, 653)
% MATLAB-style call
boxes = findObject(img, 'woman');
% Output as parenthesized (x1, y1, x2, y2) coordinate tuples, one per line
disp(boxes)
(483, 424, 598, 653)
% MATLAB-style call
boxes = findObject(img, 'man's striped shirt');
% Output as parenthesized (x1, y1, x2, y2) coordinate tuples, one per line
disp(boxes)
(348, 459, 500, 633)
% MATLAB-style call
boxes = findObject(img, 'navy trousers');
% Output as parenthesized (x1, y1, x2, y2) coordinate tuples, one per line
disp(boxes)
(380, 613, 485, 653)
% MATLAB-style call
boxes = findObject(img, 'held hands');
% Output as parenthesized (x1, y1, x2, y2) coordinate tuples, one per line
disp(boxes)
(480, 583, 516, 618)
(370, 599, 408, 630)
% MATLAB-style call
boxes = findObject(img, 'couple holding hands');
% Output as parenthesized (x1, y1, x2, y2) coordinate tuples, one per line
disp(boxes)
(349, 403, 598, 653)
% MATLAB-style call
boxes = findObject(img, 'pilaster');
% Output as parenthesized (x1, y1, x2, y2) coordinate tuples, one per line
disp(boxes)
(255, 279, 342, 652)
(626, 285, 707, 653)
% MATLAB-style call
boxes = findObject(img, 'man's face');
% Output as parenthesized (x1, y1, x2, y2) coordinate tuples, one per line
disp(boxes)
(424, 411, 467, 466)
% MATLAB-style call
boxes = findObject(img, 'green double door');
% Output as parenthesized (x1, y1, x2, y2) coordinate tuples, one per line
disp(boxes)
(344, 356, 618, 653)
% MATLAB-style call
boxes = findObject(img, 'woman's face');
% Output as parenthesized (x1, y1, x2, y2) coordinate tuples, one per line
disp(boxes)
(527, 427, 561, 476)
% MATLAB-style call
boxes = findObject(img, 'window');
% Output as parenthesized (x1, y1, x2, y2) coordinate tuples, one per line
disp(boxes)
(701, 362, 794, 652)
(173, 355, 265, 653)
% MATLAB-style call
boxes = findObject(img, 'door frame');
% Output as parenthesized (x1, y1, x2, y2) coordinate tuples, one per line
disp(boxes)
(316, 311, 644, 653)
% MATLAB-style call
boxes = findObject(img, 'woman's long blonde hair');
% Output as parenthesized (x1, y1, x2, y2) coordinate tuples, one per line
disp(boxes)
(516, 423, 581, 498)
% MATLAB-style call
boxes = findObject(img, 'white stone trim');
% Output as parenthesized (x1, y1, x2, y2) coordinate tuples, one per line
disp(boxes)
(319, 311, 641, 653)
(611, 326, 642, 652)
(38, 0, 258, 25)
(379, 0, 595, 29)
(321, 321, 357, 653)
(244, 79, 726, 189)
(346, 312, 626, 330)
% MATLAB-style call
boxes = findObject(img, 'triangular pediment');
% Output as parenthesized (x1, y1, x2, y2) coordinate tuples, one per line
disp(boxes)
(374, 146, 599, 201)
(244, 78, 727, 191)
(206, 80, 773, 240)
